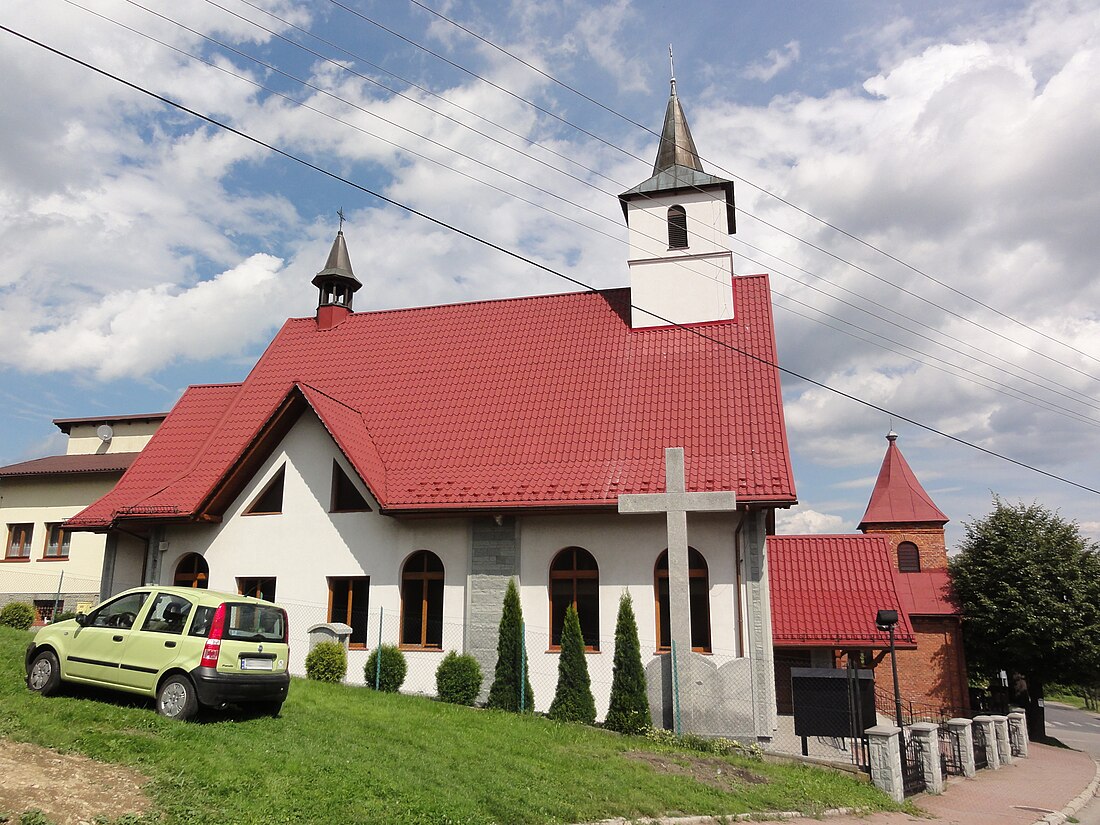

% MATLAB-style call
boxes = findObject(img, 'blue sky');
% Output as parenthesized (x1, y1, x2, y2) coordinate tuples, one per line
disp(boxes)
(1, 0, 1098, 547)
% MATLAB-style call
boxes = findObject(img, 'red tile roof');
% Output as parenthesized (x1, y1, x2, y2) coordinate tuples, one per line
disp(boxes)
(770, 534, 916, 648)
(858, 434, 948, 529)
(71, 280, 795, 528)
(892, 569, 959, 616)
(0, 453, 139, 478)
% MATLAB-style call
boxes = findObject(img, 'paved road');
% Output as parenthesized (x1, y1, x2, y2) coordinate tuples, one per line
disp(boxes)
(1046, 702, 1100, 824)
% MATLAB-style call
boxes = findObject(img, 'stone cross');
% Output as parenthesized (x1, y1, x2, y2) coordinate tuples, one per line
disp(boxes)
(618, 447, 737, 656)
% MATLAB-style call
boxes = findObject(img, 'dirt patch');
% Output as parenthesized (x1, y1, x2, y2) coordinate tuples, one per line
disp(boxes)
(0, 740, 152, 824)
(626, 751, 770, 793)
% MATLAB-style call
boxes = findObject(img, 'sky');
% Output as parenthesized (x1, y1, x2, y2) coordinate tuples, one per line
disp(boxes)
(1, 0, 1098, 548)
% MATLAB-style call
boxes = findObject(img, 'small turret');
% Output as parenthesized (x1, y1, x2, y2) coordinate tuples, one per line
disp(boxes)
(312, 230, 361, 330)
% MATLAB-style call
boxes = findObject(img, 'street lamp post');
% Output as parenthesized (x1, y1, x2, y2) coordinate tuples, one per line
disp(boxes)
(876, 609, 904, 732)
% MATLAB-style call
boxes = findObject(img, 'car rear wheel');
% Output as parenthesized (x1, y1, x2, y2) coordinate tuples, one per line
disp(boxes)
(27, 650, 61, 696)
(157, 675, 199, 721)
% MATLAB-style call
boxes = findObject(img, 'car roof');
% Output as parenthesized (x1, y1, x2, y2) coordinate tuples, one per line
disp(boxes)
(111, 585, 276, 607)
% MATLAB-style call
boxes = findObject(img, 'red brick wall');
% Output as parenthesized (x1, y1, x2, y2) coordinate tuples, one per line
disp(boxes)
(892, 616, 969, 713)
(860, 523, 948, 570)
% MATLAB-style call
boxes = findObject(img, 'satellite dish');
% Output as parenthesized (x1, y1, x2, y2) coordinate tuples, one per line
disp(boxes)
(96, 424, 114, 443)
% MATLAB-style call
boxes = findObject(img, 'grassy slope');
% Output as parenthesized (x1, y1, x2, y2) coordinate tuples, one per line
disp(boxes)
(3, 628, 898, 824)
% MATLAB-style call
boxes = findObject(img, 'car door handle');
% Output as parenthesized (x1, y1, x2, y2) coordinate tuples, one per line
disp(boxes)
(164, 641, 176, 648)
(112, 635, 124, 642)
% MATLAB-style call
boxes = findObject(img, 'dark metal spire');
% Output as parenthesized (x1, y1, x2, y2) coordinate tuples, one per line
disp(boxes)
(653, 50, 704, 176)
(312, 230, 360, 289)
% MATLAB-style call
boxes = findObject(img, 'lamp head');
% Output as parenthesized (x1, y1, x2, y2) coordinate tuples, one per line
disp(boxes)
(876, 609, 899, 631)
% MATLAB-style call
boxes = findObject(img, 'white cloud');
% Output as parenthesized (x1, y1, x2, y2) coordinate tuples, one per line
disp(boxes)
(743, 41, 801, 82)
(776, 507, 847, 534)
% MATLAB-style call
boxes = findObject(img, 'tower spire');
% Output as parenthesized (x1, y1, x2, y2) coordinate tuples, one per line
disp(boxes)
(312, 221, 362, 330)
(653, 49, 703, 176)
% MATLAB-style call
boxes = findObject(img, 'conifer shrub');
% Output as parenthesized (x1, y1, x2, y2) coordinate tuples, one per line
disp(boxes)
(365, 644, 407, 692)
(304, 641, 347, 683)
(548, 604, 596, 724)
(487, 578, 534, 712)
(435, 651, 483, 705)
(0, 602, 35, 631)
(604, 592, 652, 734)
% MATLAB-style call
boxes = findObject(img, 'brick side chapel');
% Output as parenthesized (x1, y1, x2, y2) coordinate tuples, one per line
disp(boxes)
(858, 432, 969, 713)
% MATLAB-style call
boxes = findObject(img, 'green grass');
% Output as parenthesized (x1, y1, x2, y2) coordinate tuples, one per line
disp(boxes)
(3, 627, 901, 824)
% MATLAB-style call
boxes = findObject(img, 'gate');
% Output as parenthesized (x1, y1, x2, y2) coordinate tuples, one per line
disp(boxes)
(901, 733, 926, 796)
(972, 721, 989, 769)
(938, 722, 963, 776)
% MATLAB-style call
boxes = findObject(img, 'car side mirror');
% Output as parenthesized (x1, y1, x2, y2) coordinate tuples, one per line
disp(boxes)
(75, 613, 88, 627)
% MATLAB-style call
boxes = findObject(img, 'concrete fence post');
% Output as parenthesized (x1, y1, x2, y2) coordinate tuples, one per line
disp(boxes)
(909, 722, 944, 794)
(972, 715, 1000, 770)
(1007, 711, 1029, 758)
(947, 717, 976, 777)
(866, 724, 904, 803)
(991, 715, 1013, 765)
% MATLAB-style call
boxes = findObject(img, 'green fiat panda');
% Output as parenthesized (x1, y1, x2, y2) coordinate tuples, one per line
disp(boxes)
(25, 585, 290, 720)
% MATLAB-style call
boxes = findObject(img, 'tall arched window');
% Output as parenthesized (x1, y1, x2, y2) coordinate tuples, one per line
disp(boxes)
(549, 547, 599, 650)
(897, 542, 921, 573)
(654, 548, 711, 652)
(174, 553, 209, 589)
(667, 205, 688, 249)
(401, 550, 444, 648)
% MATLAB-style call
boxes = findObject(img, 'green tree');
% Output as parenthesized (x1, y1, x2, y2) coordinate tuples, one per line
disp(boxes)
(951, 497, 1100, 739)
(604, 592, 651, 734)
(487, 579, 534, 712)
(548, 604, 597, 724)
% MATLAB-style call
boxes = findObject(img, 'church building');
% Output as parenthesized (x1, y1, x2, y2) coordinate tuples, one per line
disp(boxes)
(68, 79, 798, 740)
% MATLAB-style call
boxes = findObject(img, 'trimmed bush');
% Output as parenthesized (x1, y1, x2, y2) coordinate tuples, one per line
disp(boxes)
(53, 611, 78, 623)
(436, 651, 483, 705)
(0, 602, 35, 631)
(604, 592, 651, 734)
(305, 641, 347, 683)
(548, 604, 596, 724)
(487, 578, 534, 712)
(365, 644, 407, 692)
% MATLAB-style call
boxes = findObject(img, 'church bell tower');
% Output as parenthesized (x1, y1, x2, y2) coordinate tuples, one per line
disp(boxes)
(619, 66, 737, 329)
(313, 229, 361, 330)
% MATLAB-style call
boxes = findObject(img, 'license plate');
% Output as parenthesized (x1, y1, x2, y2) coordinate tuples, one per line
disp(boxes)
(240, 658, 273, 671)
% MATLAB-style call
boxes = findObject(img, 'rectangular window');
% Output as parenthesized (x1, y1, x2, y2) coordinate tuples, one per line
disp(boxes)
(5, 524, 33, 560)
(44, 524, 71, 559)
(33, 599, 56, 625)
(329, 576, 370, 647)
(238, 577, 277, 602)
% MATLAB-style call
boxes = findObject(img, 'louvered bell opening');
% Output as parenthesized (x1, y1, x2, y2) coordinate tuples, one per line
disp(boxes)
(667, 205, 688, 249)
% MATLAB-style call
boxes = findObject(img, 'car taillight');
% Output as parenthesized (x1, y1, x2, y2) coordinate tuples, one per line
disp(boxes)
(281, 608, 289, 645)
(200, 603, 227, 668)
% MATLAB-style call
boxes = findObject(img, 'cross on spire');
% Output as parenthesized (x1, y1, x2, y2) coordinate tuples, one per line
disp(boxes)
(669, 44, 676, 92)
(337, 207, 346, 231)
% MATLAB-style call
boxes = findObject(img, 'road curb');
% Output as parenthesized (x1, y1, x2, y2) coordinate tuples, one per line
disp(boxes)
(578, 807, 867, 824)
(1033, 757, 1100, 825)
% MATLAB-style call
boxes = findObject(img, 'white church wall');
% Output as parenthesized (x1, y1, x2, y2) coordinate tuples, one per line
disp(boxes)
(159, 412, 468, 695)
(627, 190, 730, 261)
(518, 510, 744, 719)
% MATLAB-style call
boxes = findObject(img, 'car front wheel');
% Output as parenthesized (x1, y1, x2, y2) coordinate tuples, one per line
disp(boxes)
(27, 649, 61, 696)
(157, 675, 199, 721)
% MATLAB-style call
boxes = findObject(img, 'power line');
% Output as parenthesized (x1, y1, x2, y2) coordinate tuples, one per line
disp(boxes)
(88, 0, 1100, 422)
(2, 21, 1096, 497)
(405, 0, 1100, 371)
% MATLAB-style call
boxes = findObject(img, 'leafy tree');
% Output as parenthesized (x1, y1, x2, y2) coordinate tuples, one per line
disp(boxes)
(951, 497, 1100, 739)
(604, 592, 651, 734)
(487, 579, 534, 712)
(548, 604, 597, 724)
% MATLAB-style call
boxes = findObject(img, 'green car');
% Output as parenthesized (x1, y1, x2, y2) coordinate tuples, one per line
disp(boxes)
(25, 585, 290, 721)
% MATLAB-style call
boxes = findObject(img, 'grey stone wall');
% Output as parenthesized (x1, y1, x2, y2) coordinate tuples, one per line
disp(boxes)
(466, 516, 519, 697)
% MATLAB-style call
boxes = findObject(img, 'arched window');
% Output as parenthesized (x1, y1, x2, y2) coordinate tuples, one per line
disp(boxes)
(174, 553, 209, 589)
(549, 547, 599, 650)
(667, 205, 688, 249)
(897, 542, 921, 573)
(654, 548, 711, 653)
(401, 550, 444, 648)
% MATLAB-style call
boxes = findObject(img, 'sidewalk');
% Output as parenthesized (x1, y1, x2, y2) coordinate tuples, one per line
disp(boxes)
(820, 742, 1099, 825)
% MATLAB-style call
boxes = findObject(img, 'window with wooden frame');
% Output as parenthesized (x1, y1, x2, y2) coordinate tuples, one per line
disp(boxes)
(331, 460, 370, 512)
(329, 576, 370, 647)
(238, 576, 276, 602)
(400, 550, 444, 648)
(5, 524, 33, 560)
(244, 466, 285, 515)
(897, 541, 921, 573)
(667, 205, 688, 249)
(174, 553, 210, 589)
(44, 523, 71, 559)
(654, 548, 712, 653)
(549, 547, 599, 650)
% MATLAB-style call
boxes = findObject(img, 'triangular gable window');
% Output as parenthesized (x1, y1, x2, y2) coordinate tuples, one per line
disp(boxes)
(331, 460, 370, 512)
(245, 466, 285, 515)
